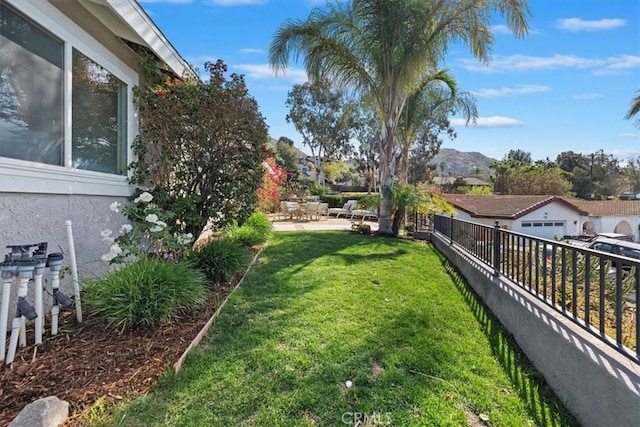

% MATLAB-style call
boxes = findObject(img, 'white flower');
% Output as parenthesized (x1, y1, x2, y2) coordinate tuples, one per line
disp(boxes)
(120, 224, 133, 234)
(176, 233, 193, 245)
(150, 225, 165, 233)
(345, 380, 353, 388)
(109, 201, 121, 213)
(109, 243, 123, 255)
(102, 236, 115, 244)
(134, 191, 153, 204)
(100, 229, 113, 238)
(145, 214, 159, 224)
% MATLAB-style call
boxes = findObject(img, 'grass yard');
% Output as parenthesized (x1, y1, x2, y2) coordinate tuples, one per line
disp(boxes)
(94, 232, 577, 426)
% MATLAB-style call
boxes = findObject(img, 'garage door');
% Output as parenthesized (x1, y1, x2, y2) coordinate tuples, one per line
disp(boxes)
(521, 221, 565, 240)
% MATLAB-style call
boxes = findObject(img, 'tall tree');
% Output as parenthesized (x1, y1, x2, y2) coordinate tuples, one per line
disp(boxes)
(269, 0, 530, 236)
(398, 70, 477, 183)
(285, 79, 354, 183)
(624, 90, 640, 128)
(506, 149, 532, 165)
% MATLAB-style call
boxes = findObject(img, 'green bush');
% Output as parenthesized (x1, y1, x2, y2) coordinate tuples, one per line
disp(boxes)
(225, 224, 266, 247)
(319, 194, 343, 208)
(84, 259, 206, 332)
(224, 213, 271, 247)
(190, 239, 249, 284)
(308, 182, 326, 196)
(243, 211, 272, 238)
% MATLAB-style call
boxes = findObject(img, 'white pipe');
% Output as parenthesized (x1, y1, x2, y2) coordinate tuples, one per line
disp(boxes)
(5, 316, 22, 365)
(65, 220, 82, 323)
(0, 269, 13, 362)
(51, 305, 59, 336)
(34, 261, 46, 345)
(16, 275, 29, 348)
(50, 266, 61, 336)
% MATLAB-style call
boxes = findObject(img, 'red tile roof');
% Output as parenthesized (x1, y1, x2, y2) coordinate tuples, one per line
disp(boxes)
(559, 198, 640, 216)
(442, 194, 588, 219)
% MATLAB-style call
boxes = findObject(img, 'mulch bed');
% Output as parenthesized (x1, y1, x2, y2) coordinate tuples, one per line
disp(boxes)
(0, 281, 236, 426)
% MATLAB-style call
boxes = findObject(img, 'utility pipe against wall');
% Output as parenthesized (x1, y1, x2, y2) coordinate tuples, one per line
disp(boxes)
(6, 259, 37, 365)
(65, 221, 82, 323)
(48, 252, 71, 336)
(32, 243, 48, 345)
(0, 260, 15, 362)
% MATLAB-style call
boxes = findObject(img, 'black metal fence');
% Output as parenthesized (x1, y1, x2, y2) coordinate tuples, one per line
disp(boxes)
(431, 214, 640, 363)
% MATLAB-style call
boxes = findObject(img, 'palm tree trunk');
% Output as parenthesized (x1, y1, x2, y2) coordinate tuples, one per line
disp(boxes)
(377, 128, 395, 236)
(398, 138, 410, 184)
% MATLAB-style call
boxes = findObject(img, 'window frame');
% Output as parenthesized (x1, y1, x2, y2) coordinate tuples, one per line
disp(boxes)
(0, 0, 138, 196)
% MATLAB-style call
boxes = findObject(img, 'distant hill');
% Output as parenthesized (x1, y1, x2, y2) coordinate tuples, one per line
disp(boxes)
(429, 148, 496, 178)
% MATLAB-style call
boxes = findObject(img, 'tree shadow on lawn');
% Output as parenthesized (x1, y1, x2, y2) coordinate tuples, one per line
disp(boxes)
(434, 251, 579, 427)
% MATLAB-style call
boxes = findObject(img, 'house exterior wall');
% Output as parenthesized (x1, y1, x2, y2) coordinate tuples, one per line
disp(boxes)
(513, 202, 581, 240)
(0, 0, 142, 319)
(581, 216, 640, 242)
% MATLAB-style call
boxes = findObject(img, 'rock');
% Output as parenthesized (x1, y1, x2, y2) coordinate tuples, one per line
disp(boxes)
(8, 396, 69, 427)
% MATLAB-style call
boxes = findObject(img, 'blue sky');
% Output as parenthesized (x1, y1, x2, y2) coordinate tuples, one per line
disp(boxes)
(139, 0, 640, 162)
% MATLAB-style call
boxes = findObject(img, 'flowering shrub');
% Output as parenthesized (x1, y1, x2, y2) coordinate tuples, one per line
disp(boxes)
(130, 59, 268, 238)
(101, 191, 194, 265)
(257, 157, 288, 213)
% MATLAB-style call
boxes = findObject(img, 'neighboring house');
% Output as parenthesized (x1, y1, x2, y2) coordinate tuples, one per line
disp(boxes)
(442, 194, 640, 242)
(0, 0, 192, 277)
(568, 199, 640, 241)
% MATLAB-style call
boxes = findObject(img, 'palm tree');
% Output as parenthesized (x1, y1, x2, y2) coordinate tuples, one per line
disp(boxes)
(269, 0, 530, 236)
(625, 90, 640, 128)
(397, 69, 477, 184)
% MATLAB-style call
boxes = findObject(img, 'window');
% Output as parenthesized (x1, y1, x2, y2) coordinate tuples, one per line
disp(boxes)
(0, 3, 64, 166)
(72, 49, 127, 175)
(0, 3, 128, 176)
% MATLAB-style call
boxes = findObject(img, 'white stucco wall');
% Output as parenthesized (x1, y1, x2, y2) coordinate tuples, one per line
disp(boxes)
(593, 216, 640, 242)
(513, 202, 581, 240)
(0, 193, 130, 332)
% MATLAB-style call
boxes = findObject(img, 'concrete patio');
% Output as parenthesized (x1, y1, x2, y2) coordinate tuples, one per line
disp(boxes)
(270, 214, 379, 232)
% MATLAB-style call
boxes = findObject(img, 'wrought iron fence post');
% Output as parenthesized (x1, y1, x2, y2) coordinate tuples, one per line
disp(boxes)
(493, 221, 500, 277)
(449, 214, 454, 245)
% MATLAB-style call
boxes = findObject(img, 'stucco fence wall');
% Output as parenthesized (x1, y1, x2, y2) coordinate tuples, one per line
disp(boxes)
(430, 232, 640, 427)
(0, 193, 129, 328)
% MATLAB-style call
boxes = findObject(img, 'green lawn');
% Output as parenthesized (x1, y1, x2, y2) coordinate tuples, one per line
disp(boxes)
(96, 232, 577, 426)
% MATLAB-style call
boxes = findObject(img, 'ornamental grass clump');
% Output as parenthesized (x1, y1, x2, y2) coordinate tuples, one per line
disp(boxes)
(243, 211, 272, 238)
(189, 239, 249, 285)
(223, 212, 272, 247)
(84, 259, 206, 332)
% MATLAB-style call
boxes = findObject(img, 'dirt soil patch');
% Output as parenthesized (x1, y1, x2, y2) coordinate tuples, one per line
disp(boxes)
(0, 281, 235, 426)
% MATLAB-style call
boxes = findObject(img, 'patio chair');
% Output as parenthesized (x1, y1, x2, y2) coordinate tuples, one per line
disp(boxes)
(327, 200, 358, 218)
(350, 208, 378, 221)
(318, 202, 329, 220)
(305, 202, 321, 221)
(279, 201, 298, 220)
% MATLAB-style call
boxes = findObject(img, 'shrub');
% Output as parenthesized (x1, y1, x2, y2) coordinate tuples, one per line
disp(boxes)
(84, 259, 206, 332)
(189, 239, 249, 284)
(225, 223, 266, 247)
(243, 211, 272, 237)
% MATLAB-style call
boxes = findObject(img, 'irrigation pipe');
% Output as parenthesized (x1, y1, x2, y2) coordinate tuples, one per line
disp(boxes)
(173, 247, 264, 373)
(65, 221, 83, 323)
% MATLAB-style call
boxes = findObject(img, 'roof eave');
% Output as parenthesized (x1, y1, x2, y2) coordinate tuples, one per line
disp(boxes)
(104, 0, 195, 78)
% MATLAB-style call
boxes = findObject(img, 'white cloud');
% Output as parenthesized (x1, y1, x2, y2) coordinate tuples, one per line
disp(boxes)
(205, 0, 266, 5)
(240, 48, 265, 54)
(451, 116, 524, 128)
(556, 18, 626, 32)
(491, 25, 512, 35)
(234, 63, 307, 83)
(471, 84, 550, 98)
(458, 54, 640, 76)
(572, 93, 604, 100)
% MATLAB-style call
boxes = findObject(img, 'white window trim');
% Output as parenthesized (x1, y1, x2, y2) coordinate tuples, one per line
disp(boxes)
(1, 0, 138, 197)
